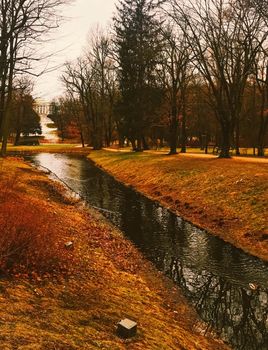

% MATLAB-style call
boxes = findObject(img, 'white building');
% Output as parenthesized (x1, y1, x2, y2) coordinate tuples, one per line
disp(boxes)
(33, 99, 54, 116)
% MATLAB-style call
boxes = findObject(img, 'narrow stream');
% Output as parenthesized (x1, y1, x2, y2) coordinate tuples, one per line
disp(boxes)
(27, 153, 268, 350)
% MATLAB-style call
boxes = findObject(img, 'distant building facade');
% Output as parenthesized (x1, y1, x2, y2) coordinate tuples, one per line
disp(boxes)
(33, 99, 54, 116)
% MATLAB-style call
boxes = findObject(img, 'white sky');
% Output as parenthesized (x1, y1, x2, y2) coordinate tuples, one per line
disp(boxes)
(33, 0, 117, 101)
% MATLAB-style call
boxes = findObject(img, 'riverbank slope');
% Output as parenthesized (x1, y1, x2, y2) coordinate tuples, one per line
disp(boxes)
(88, 150, 268, 262)
(0, 157, 228, 349)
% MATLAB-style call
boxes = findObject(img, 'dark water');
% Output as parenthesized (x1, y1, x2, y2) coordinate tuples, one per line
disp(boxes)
(27, 153, 268, 350)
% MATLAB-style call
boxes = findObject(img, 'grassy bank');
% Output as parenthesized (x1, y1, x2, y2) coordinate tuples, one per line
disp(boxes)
(0, 157, 228, 349)
(6, 143, 90, 155)
(88, 150, 268, 262)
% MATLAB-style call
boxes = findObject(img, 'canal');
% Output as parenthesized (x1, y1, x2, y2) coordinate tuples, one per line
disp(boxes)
(27, 153, 268, 350)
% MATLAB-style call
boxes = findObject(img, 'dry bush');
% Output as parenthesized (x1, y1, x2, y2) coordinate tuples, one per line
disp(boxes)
(0, 195, 69, 276)
(0, 162, 75, 278)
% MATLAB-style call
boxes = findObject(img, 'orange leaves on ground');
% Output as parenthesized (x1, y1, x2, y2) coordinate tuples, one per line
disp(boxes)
(82, 222, 142, 274)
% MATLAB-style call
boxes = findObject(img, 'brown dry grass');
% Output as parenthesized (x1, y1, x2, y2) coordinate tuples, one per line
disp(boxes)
(7, 143, 91, 155)
(89, 150, 268, 262)
(0, 157, 229, 349)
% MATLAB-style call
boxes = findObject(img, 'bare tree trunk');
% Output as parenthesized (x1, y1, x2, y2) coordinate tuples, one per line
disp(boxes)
(219, 122, 231, 158)
(1, 47, 14, 157)
(1, 107, 11, 156)
(14, 130, 21, 146)
(235, 119, 240, 156)
(142, 136, 149, 150)
(80, 130, 85, 148)
(180, 92, 187, 153)
(130, 137, 136, 151)
(257, 116, 268, 156)
(136, 136, 143, 152)
(92, 125, 103, 150)
(257, 67, 268, 156)
(169, 106, 178, 155)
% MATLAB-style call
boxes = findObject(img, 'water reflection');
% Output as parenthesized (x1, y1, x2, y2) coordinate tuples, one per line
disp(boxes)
(168, 258, 268, 349)
(28, 153, 268, 350)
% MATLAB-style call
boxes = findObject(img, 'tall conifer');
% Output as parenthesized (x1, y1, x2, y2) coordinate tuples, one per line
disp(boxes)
(114, 0, 163, 150)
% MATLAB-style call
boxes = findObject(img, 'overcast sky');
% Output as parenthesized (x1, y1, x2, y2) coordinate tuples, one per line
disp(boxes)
(33, 0, 117, 101)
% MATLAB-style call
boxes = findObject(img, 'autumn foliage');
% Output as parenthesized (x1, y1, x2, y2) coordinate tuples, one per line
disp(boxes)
(0, 159, 74, 276)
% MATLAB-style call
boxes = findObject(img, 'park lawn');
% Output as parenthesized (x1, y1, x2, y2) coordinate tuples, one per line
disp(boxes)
(107, 145, 268, 156)
(7, 143, 90, 154)
(89, 150, 268, 262)
(0, 157, 229, 350)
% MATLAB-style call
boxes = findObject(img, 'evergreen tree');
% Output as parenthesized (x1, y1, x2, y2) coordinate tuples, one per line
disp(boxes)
(114, 0, 163, 151)
(11, 94, 41, 145)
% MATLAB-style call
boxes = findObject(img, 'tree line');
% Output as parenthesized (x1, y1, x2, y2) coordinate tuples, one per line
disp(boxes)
(55, 0, 268, 158)
(1, 0, 268, 158)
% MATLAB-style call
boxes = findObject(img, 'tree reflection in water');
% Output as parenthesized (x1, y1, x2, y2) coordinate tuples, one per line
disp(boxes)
(168, 257, 268, 350)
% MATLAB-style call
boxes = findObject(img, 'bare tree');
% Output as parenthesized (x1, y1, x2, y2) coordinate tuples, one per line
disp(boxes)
(51, 96, 86, 146)
(0, 0, 71, 156)
(169, 0, 268, 157)
(158, 24, 192, 154)
(250, 53, 268, 156)
(62, 30, 117, 149)
(89, 29, 117, 147)
(62, 58, 94, 144)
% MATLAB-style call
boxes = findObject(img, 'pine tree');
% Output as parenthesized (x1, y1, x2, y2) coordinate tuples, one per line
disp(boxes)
(114, 0, 163, 151)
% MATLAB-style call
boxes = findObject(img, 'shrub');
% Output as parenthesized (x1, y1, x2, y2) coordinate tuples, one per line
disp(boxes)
(0, 195, 68, 276)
